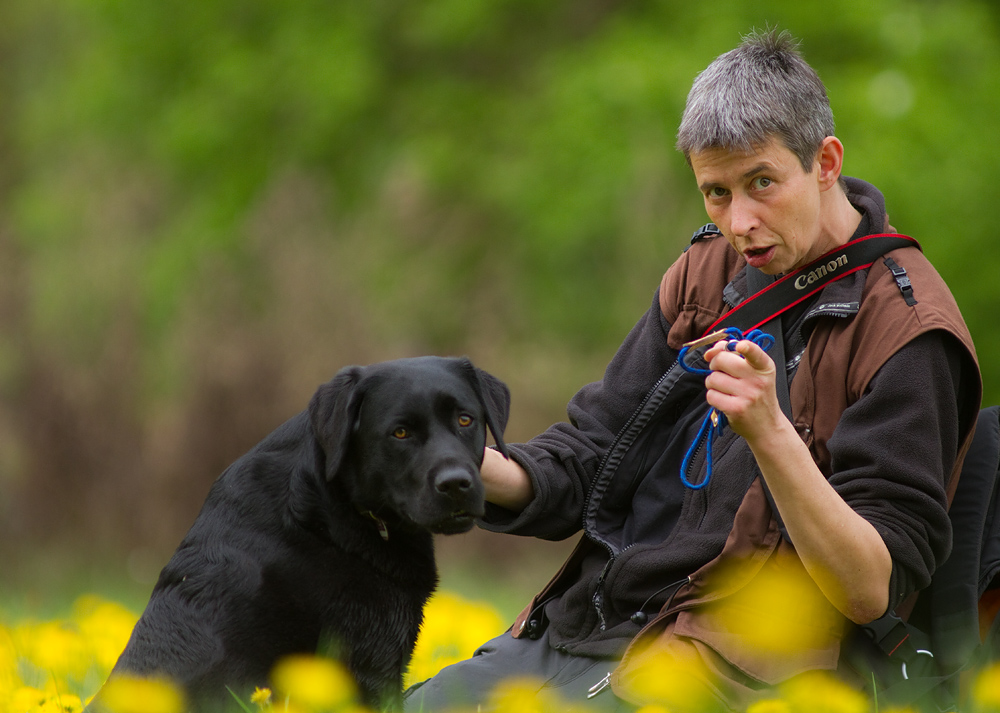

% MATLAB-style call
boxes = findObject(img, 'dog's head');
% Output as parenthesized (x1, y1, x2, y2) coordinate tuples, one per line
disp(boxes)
(308, 356, 510, 535)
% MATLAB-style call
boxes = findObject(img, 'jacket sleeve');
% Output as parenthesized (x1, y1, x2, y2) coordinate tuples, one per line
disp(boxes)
(478, 290, 679, 541)
(825, 329, 973, 609)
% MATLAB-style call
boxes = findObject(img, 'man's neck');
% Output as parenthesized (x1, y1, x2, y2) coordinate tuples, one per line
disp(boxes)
(822, 183, 865, 248)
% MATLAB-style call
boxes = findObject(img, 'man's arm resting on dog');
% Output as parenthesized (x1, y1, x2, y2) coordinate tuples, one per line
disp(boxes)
(482, 448, 534, 512)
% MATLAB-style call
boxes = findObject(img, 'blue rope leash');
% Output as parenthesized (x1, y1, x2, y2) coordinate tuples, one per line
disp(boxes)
(677, 327, 775, 490)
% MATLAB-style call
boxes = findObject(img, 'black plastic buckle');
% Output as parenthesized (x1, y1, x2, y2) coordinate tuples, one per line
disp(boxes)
(884, 256, 918, 306)
(690, 223, 721, 244)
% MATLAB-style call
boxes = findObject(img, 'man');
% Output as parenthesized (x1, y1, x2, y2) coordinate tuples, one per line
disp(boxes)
(405, 29, 981, 712)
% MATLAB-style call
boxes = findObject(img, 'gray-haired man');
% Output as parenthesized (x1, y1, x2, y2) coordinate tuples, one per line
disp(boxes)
(406, 29, 980, 713)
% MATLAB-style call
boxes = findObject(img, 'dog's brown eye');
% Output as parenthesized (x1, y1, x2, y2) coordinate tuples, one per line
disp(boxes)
(458, 414, 474, 427)
(392, 427, 409, 439)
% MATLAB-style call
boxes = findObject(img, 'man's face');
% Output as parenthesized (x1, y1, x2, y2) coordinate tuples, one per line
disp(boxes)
(689, 138, 830, 275)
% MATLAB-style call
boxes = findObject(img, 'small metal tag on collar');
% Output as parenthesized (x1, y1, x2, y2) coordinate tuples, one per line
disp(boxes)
(364, 511, 390, 541)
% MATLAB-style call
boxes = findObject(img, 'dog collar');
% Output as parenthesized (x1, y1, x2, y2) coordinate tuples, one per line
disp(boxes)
(362, 511, 390, 541)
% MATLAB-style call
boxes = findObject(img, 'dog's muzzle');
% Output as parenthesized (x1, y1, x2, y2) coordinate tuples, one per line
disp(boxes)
(425, 466, 484, 533)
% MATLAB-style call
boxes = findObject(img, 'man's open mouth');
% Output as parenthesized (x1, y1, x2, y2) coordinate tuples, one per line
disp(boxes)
(744, 246, 776, 267)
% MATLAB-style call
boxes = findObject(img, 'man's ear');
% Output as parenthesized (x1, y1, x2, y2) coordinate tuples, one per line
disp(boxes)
(816, 136, 845, 191)
(457, 358, 511, 458)
(308, 365, 365, 481)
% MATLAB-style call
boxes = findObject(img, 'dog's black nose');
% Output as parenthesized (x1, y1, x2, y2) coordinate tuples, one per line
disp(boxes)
(434, 468, 474, 497)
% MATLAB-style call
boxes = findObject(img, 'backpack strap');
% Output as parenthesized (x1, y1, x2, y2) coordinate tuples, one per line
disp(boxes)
(883, 256, 918, 306)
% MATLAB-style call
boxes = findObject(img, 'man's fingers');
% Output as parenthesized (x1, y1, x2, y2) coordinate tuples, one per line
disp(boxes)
(705, 339, 773, 374)
(733, 340, 774, 372)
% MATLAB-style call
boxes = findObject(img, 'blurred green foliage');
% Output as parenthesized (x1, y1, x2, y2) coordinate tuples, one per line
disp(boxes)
(2, 0, 1000, 553)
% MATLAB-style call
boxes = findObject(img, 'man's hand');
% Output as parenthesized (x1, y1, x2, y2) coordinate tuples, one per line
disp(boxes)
(701, 337, 892, 624)
(703, 338, 783, 441)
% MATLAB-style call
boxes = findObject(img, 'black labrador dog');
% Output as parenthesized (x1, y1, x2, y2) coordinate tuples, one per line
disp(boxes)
(94, 356, 509, 711)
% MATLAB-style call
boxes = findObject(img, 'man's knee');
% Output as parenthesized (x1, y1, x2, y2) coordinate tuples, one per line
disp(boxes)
(403, 634, 515, 711)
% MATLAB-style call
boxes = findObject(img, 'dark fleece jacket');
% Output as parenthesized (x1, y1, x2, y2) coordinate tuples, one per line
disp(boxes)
(481, 177, 981, 664)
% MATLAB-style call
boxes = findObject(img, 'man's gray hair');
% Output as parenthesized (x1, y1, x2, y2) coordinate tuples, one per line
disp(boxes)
(676, 29, 834, 171)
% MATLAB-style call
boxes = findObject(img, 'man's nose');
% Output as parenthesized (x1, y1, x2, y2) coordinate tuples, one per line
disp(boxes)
(729, 193, 759, 236)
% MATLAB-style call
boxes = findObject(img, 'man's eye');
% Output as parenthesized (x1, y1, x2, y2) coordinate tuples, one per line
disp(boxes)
(707, 187, 728, 199)
(392, 427, 409, 439)
(458, 414, 474, 428)
(752, 176, 772, 189)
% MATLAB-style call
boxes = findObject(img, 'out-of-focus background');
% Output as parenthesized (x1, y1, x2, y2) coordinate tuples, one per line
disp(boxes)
(2, 0, 999, 617)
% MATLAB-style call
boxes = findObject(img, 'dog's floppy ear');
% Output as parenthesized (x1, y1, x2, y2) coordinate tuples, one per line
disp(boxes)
(458, 358, 511, 458)
(308, 365, 365, 481)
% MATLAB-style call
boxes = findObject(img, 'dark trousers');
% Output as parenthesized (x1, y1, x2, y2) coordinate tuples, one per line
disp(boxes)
(403, 628, 636, 712)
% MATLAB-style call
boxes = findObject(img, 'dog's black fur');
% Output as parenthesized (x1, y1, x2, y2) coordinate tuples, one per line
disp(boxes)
(95, 356, 510, 711)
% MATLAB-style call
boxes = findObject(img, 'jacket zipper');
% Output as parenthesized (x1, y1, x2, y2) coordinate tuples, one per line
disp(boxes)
(586, 364, 675, 507)
(582, 360, 687, 630)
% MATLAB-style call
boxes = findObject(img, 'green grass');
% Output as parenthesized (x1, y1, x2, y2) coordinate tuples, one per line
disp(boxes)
(1, 548, 154, 620)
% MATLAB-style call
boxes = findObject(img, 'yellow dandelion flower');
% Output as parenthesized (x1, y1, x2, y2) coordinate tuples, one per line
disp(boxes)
(14, 620, 90, 682)
(615, 643, 716, 712)
(91, 674, 186, 713)
(974, 661, 1000, 709)
(0, 624, 18, 698)
(271, 654, 357, 710)
(11, 686, 50, 711)
(8, 687, 84, 713)
(405, 592, 504, 687)
(30, 691, 85, 713)
(251, 686, 273, 706)
(486, 676, 573, 713)
(778, 671, 868, 713)
(708, 558, 842, 657)
(72, 595, 138, 675)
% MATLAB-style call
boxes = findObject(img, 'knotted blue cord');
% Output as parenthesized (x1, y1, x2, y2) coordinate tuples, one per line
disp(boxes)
(677, 327, 775, 490)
